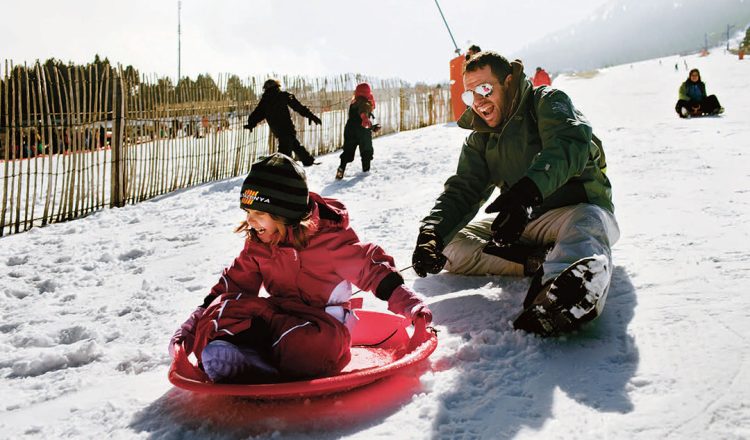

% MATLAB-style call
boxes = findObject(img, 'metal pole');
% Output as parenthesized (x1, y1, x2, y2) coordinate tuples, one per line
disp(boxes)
(178, 1, 182, 82)
(727, 24, 735, 50)
(434, 0, 461, 55)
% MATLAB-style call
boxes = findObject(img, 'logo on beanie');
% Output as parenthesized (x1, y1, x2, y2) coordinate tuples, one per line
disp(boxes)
(241, 189, 270, 206)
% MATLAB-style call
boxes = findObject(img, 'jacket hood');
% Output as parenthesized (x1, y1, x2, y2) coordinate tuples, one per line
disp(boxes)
(457, 59, 531, 133)
(309, 192, 349, 230)
(353, 83, 376, 109)
(354, 83, 372, 97)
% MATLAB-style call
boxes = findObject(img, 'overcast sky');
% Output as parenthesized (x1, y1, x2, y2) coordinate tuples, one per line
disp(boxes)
(2, 0, 609, 84)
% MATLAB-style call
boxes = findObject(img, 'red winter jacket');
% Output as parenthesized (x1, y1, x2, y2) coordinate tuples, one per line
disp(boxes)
(202, 192, 403, 309)
(532, 69, 552, 87)
(190, 193, 408, 379)
(353, 83, 376, 128)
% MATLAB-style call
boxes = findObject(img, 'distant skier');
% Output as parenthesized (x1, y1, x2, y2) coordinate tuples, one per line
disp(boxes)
(675, 68, 724, 118)
(169, 153, 431, 383)
(411, 51, 619, 337)
(335, 83, 381, 180)
(532, 66, 552, 87)
(465, 44, 482, 61)
(244, 79, 322, 167)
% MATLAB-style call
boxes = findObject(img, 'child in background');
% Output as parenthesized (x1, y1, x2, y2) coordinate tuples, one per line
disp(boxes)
(675, 68, 724, 118)
(244, 79, 322, 167)
(169, 153, 432, 383)
(532, 67, 552, 87)
(335, 83, 381, 180)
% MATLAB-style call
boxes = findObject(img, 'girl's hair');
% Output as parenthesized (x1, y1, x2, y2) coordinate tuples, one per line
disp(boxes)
(352, 83, 376, 110)
(688, 68, 701, 81)
(352, 95, 374, 114)
(235, 208, 318, 250)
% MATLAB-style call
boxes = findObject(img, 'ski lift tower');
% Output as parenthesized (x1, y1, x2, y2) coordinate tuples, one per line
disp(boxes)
(177, 1, 182, 82)
(433, 0, 466, 121)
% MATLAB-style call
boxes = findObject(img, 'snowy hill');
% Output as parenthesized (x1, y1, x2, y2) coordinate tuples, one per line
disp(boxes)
(514, 0, 750, 73)
(1, 49, 749, 439)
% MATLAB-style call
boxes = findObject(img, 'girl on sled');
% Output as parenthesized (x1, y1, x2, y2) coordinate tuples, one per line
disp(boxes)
(168, 153, 432, 383)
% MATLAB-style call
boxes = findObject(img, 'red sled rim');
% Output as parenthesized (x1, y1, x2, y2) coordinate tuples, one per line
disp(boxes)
(168, 309, 438, 399)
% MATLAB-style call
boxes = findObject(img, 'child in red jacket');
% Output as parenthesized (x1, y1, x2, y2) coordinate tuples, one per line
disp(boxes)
(532, 67, 551, 87)
(335, 83, 381, 180)
(169, 153, 432, 383)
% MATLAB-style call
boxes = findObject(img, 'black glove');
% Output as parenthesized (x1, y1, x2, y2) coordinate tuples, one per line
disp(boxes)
(372, 124, 382, 133)
(309, 115, 322, 125)
(485, 177, 542, 247)
(412, 227, 447, 277)
(482, 242, 551, 276)
(243, 124, 253, 132)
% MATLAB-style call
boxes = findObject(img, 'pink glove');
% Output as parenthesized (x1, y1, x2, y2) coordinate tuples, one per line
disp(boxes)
(387, 285, 433, 324)
(168, 307, 205, 358)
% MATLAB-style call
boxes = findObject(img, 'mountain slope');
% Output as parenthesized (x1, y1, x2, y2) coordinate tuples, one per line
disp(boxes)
(514, 0, 750, 72)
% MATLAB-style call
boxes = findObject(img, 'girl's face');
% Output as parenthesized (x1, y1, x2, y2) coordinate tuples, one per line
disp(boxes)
(244, 209, 281, 243)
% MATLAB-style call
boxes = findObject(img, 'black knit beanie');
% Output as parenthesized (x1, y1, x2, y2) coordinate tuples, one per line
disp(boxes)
(240, 153, 309, 220)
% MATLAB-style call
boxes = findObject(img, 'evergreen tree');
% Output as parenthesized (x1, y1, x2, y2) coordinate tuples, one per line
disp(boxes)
(194, 74, 221, 101)
(225, 74, 254, 102)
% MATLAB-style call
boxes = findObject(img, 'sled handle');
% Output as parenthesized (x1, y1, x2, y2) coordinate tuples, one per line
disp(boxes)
(171, 343, 190, 366)
(407, 315, 433, 352)
(172, 342, 201, 368)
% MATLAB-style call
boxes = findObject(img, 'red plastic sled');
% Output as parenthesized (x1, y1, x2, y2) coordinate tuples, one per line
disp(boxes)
(168, 308, 438, 399)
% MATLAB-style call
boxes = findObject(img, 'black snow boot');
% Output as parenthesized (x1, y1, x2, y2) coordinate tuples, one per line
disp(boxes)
(335, 165, 346, 180)
(513, 255, 609, 337)
(362, 159, 371, 172)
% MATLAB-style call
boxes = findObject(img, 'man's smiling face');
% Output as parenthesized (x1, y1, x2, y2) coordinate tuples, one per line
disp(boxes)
(463, 65, 510, 128)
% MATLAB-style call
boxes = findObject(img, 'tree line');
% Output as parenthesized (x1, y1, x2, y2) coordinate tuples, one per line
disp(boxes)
(0, 54, 262, 130)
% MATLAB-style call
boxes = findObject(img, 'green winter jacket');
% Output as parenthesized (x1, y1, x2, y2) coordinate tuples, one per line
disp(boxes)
(678, 80, 707, 102)
(421, 63, 613, 243)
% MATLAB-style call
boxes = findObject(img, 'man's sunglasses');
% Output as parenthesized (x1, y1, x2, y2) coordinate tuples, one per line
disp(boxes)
(461, 83, 493, 106)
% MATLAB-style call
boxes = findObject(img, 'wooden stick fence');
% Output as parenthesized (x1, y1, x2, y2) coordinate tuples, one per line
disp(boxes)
(0, 62, 452, 237)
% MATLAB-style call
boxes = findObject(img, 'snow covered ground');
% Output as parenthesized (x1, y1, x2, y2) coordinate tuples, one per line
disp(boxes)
(1, 49, 749, 439)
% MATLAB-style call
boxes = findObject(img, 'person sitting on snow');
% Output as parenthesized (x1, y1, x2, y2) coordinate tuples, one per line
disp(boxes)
(411, 51, 619, 337)
(169, 153, 432, 383)
(532, 66, 552, 87)
(675, 68, 724, 118)
(243, 79, 322, 167)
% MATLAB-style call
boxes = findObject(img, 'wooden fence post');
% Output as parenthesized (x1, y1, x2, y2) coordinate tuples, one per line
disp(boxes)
(111, 68, 125, 208)
(428, 93, 435, 126)
(399, 87, 406, 132)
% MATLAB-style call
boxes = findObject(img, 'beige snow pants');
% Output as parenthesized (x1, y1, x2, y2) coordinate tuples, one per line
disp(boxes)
(443, 204, 620, 287)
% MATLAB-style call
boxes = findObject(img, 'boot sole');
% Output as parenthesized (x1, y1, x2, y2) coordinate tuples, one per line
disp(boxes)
(514, 255, 609, 336)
